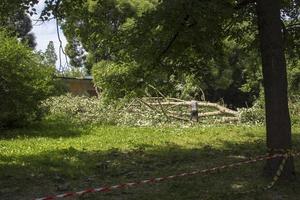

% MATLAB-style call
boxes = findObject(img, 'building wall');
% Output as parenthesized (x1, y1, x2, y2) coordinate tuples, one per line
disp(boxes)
(60, 78, 98, 97)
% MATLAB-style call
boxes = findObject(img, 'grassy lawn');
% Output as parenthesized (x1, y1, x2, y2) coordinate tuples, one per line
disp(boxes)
(1, 123, 300, 200)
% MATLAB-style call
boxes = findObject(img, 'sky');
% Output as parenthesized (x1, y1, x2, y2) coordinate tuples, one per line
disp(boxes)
(30, 0, 68, 68)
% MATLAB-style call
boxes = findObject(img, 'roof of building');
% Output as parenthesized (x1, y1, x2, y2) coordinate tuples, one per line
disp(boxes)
(57, 76, 93, 80)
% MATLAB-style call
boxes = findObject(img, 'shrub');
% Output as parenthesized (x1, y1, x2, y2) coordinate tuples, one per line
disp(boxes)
(238, 101, 265, 125)
(238, 94, 300, 125)
(0, 30, 58, 128)
(288, 61, 300, 96)
(290, 95, 300, 126)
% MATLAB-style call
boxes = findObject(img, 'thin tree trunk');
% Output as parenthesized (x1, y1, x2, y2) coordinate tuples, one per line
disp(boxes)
(256, 0, 295, 178)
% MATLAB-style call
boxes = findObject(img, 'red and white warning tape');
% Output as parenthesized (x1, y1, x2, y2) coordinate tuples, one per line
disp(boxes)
(34, 152, 299, 200)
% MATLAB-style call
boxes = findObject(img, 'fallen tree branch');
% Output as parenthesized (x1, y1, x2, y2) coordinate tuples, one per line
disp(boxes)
(137, 98, 190, 122)
(197, 101, 238, 116)
(137, 98, 160, 113)
(146, 84, 166, 99)
(132, 97, 239, 123)
(142, 97, 186, 102)
(158, 100, 171, 120)
(168, 111, 224, 117)
(145, 101, 238, 116)
(123, 99, 137, 111)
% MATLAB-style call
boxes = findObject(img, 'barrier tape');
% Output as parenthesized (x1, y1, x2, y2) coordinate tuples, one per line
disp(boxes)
(237, 149, 294, 195)
(34, 152, 300, 200)
(264, 153, 288, 190)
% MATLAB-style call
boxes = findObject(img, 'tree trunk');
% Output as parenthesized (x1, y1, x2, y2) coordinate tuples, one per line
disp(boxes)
(256, 0, 295, 178)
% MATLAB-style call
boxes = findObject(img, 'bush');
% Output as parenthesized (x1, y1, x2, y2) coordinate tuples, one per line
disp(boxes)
(290, 95, 300, 126)
(288, 61, 300, 95)
(238, 101, 265, 125)
(0, 30, 58, 128)
(238, 94, 300, 125)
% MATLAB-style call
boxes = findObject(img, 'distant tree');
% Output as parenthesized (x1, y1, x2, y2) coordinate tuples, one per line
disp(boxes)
(4, 11, 37, 49)
(65, 39, 86, 69)
(44, 41, 58, 67)
(0, 7, 37, 49)
(12, 11, 36, 48)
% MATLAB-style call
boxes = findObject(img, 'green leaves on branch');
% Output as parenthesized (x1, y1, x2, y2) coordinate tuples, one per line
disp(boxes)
(92, 61, 144, 100)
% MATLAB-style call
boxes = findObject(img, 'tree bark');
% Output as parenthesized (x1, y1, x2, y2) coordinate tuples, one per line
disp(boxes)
(256, 0, 295, 178)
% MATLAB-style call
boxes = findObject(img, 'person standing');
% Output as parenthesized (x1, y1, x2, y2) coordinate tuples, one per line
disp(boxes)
(190, 100, 199, 122)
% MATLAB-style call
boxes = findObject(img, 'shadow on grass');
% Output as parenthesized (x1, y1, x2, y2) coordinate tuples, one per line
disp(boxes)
(1, 136, 300, 200)
(0, 121, 91, 139)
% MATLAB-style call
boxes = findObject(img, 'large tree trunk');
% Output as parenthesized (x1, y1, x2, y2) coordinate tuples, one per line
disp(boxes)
(256, 0, 295, 178)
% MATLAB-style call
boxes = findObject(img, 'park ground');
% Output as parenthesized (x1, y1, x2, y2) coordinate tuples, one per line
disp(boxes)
(1, 123, 300, 200)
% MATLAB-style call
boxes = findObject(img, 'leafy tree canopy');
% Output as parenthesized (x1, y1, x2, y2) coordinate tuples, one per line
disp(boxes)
(38, 0, 298, 105)
(1, 0, 299, 105)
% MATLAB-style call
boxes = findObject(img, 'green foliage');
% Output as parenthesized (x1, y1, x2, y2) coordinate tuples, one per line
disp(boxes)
(65, 39, 85, 69)
(177, 74, 204, 100)
(10, 11, 37, 49)
(1, 0, 300, 109)
(62, 66, 88, 78)
(43, 41, 57, 67)
(36, 41, 58, 68)
(92, 60, 144, 100)
(290, 95, 300, 126)
(1, 8, 37, 49)
(57, 0, 157, 72)
(0, 30, 57, 128)
(0, 0, 39, 24)
(288, 60, 300, 95)
(91, 40, 261, 107)
(238, 92, 300, 125)
(57, 0, 260, 107)
(37, 0, 298, 108)
(238, 101, 265, 125)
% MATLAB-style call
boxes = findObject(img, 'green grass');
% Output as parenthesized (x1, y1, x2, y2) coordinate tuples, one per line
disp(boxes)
(1, 123, 300, 200)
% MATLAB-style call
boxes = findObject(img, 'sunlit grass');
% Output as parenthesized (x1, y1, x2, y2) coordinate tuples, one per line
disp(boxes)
(1, 124, 300, 200)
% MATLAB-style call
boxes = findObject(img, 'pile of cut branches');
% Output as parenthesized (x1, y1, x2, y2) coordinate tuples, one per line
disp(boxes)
(123, 97, 239, 124)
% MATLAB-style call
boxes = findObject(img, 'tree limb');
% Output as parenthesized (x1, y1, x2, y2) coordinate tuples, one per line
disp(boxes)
(158, 14, 197, 59)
